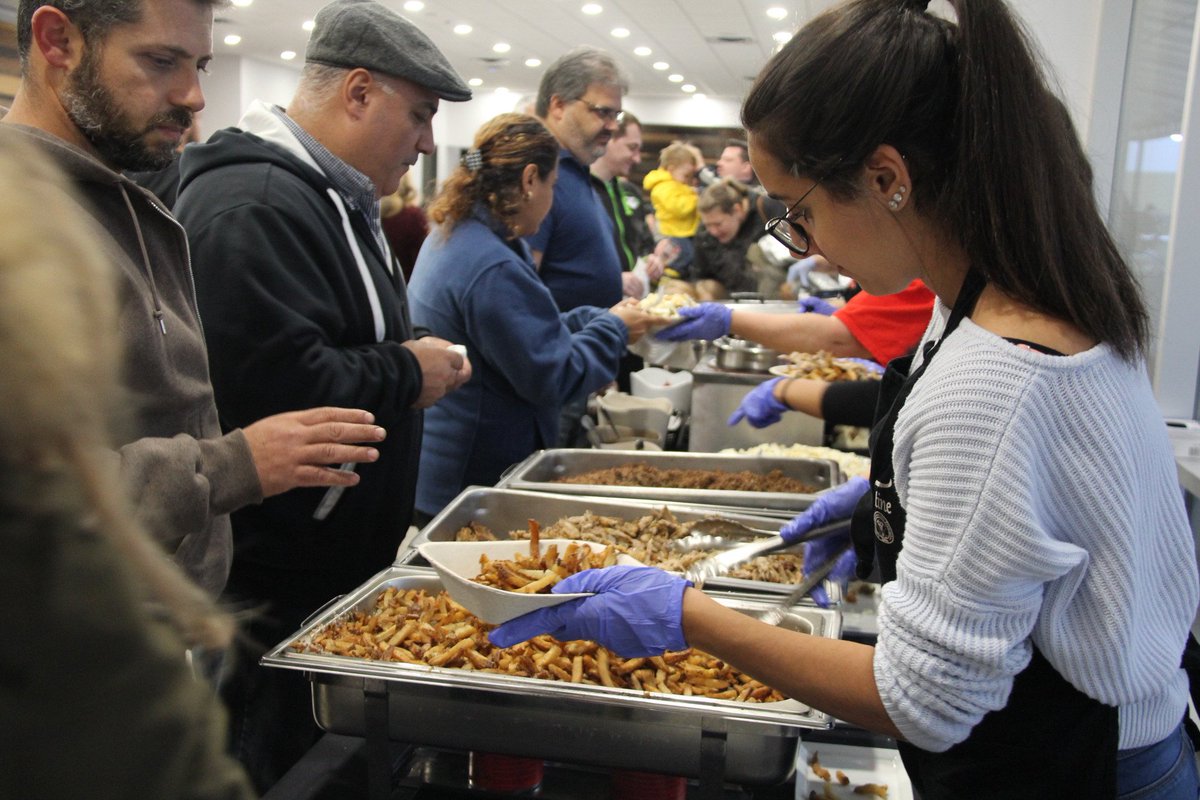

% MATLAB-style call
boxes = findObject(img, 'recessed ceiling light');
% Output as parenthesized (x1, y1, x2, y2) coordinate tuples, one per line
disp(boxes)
(494, 87, 510, 94)
(652, 61, 669, 71)
(493, 42, 511, 53)
(766, 6, 787, 20)
(668, 73, 683, 82)
(230, 0, 252, 6)
(453, 23, 473, 35)
(280, 50, 296, 61)
(302, 19, 315, 32)
(525, 57, 542, 68)
(1171, 133, 1184, 142)
(693, 93, 707, 101)
(468, 77, 484, 87)
(633, 46, 651, 57)
(773, 30, 792, 44)
(403, 0, 424, 11)
(223, 34, 242, 46)
(582, 3, 603, 15)
(681, 84, 696, 93)
(610, 27, 630, 38)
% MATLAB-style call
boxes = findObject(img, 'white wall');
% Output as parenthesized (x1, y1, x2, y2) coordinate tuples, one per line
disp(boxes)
(199, 55, 301, 135)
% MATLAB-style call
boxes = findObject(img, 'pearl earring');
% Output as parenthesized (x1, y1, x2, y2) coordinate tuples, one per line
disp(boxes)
(888, 185, 907, 211)
(524, 191, 533, 201)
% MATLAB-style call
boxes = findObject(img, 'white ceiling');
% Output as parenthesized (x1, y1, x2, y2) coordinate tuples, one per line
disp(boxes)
(211, 0, 839, 101)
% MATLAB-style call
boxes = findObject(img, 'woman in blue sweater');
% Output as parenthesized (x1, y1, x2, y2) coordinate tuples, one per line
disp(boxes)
(409, 114, 654, 519)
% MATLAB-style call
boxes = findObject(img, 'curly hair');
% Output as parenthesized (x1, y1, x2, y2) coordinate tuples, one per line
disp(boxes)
(428, 113, 558, 236)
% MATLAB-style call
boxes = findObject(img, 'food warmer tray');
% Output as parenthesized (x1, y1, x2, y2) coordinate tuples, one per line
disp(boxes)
(262, 566, 841, 784)
(401, 487, 842, 599)
(496, 448, 842, 517)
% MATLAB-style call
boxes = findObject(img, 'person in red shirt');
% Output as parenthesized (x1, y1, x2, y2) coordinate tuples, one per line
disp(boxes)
(656, 271, 934, 366)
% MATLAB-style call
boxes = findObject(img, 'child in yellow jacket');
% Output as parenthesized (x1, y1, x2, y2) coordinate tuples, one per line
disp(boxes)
(644, 141, 702, 274)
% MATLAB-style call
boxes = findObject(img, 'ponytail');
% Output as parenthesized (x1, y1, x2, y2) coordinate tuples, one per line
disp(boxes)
(743, 0, 1147, 359)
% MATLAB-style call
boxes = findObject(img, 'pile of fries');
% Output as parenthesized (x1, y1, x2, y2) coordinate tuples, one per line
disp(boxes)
(474, 520, 618, 594)
(776, 351, 882, 382)
(456, 507, 804, 585)
(295, 586, 786, 703)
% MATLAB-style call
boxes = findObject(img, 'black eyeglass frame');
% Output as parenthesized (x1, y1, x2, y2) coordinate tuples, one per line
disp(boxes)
(762, 173, 829, 256)
(578, 100, 623, 124)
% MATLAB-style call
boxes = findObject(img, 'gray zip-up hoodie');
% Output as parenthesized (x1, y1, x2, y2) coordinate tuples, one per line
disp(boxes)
(0, 124, 262, 596)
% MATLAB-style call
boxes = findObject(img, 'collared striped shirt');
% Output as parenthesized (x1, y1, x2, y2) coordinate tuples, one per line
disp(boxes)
(272, 106, 390, 267)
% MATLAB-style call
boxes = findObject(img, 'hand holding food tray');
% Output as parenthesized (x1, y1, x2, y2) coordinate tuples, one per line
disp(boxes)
(637, 291, 698, 326)
(419, 524, 642, 624)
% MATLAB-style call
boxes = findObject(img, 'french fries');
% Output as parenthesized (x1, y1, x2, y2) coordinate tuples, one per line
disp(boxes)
(473, 541, 618, 594)
(457, 508, 805, 585)
(777, 351, 881, 382)
(806, 751, 889, 799)
(295, 586, 786, 704)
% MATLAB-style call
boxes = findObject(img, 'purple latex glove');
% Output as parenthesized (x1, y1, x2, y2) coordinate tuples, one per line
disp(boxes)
(728, 377, 790, 428)
(654, 302, 732, 342)
(488, 565, 692, 658)
(803, 536, 858, 608)
(779, 476, 870, 544)
(796, 296, 837, 315)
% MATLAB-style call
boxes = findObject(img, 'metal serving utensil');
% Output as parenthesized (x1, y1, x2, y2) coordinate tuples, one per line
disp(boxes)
(755, 543, 852, 626)
(682, 519, 850, 588)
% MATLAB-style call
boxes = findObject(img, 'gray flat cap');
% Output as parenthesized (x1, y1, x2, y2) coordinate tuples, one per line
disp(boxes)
(306, 0, 472, 102)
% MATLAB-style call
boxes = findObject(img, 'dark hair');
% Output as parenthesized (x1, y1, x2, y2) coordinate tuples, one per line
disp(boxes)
(724, 138, 750, 161)
(535, 46, 629, 118)
(616, 110, 641, 138)
(17, 0, 226, 70)
(742, 0, 1148, 360)
(698, 178, 750, 215)
(428, 113, 558, 235)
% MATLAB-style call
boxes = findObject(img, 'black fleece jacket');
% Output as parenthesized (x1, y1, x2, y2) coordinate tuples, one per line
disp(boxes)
(175, 126, 424, 609)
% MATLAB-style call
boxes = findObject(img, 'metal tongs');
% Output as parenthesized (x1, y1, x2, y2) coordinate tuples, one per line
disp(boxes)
(754, 542, 853, 626)
(682, 518, 851, 588)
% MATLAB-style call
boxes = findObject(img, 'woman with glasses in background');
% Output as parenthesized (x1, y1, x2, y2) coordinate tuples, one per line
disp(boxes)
(407, 114, 654, 522)
(491, 1, 1200, 796)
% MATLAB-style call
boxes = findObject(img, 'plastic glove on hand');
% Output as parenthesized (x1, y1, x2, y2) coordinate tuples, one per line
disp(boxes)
(786, 255, 822, 288)
(796, 296, 837, 316)
(779, 476, 869, 544)
(728, 377, 789, 428)
(803, 535, 858, 608)
(488, 565, 692, 658)
(654, 302, 732, 342)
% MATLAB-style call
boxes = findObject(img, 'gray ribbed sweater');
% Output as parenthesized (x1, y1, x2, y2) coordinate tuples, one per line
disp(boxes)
(876, 304, 1197, 752)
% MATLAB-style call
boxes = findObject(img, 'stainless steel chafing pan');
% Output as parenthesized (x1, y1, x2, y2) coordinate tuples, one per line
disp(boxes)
(496, 449, 841, 516)
(262, 567, 840, 784)
(401, 486, 839, 597)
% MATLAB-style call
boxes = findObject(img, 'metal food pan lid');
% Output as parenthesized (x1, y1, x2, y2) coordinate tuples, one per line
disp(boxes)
(263, 565, 839, 731)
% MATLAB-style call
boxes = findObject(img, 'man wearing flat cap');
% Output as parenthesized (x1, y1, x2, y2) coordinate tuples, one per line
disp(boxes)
(174, 0, 472, 787)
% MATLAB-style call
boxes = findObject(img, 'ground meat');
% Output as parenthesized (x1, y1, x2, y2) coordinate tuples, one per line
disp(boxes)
(551, 463, 818, 494)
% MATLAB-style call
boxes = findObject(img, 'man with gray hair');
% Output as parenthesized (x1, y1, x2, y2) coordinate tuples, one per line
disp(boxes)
(173, 0, 472, 787)
(529, 46, 630, 313)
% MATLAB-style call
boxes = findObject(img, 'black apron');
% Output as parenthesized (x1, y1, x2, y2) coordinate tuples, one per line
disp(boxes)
(849, 270, 1119, 798)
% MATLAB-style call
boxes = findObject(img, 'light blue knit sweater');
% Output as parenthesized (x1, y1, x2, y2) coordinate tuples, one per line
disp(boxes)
(875, 304, 1198, 752)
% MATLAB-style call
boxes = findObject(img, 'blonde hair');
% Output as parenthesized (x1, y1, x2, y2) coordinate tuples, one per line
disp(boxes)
(0, 133, 232, 650)
(381, 172, 419, 218)
(659, 141, 700, 170)
(698, 178, 751, 215)
(428, 113, 558, 235)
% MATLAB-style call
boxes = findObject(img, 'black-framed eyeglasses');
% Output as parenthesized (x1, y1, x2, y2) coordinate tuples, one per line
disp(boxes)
(579, 100, 623, 124)
(763, 173, 828, 256)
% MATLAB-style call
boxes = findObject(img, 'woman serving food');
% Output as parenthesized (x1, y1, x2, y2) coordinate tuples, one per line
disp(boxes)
(408, 114, 654, 521)
(491, 1, 1200, 796)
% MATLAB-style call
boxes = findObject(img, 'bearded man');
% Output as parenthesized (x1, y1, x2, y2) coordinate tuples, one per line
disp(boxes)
(1, 0, 385, 598)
